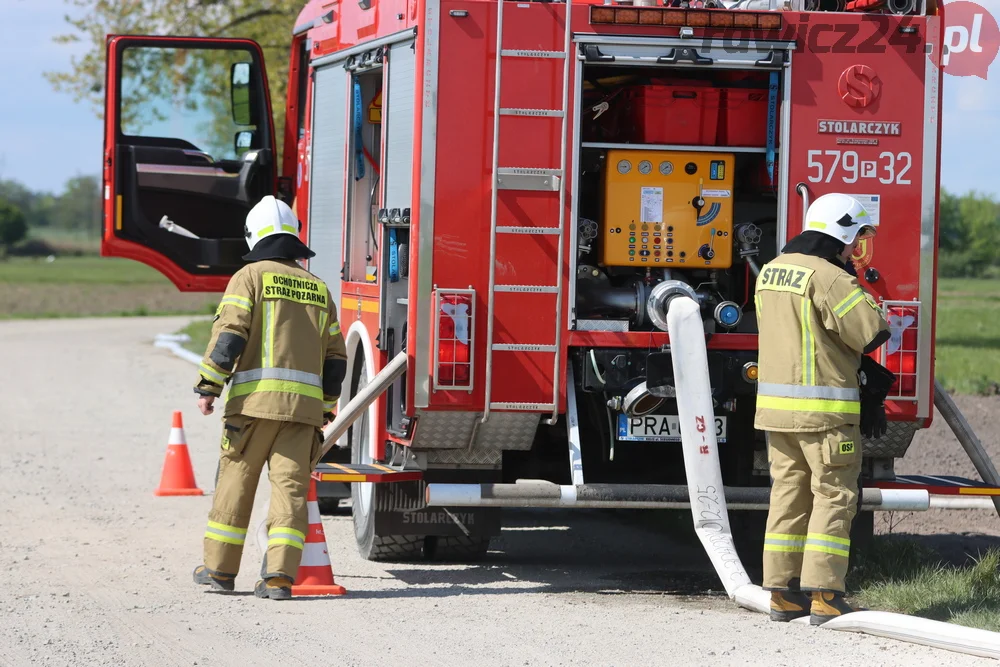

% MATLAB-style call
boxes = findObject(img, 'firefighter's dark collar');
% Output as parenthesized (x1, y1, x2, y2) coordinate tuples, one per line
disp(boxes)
(782, 231, 849, 271)
(242, 234, 316, 262)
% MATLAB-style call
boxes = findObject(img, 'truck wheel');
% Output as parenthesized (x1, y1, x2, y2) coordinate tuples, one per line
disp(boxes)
(425, 535, 492, 562)
(349, 352, 425, 561)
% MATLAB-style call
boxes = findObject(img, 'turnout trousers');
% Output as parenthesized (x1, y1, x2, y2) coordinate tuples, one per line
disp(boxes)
(202, 415, 323, 583)
(762, 425, 862, 594)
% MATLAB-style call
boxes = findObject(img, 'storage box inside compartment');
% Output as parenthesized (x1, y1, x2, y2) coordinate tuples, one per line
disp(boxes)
(719, 87, 776, 148)
(628, 84, 721, 146)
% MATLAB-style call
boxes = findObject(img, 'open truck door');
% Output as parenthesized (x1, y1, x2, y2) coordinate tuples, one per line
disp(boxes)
(102, 36, 276, 292)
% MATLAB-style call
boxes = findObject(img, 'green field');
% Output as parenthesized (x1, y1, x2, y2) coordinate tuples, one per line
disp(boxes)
(2, 255, 998, 394)
(0, 256, 219, 319)
(935, 278, 1000, 394)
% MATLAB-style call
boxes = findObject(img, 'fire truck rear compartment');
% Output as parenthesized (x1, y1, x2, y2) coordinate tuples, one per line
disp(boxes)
(573, 64, 780, 334)
(493, 59, 783, 488)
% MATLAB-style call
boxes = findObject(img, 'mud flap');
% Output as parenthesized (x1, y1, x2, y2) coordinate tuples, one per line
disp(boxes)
(374, 506, 501, 538)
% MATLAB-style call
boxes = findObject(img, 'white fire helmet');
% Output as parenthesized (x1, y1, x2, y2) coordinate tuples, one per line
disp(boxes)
(244, 195, 301, 251)
(804, 193, 877, 245)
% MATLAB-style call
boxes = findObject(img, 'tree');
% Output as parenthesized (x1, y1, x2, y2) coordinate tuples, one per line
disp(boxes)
(53, 176, 102, 235)
(0, 180, 55, 228)
(44, 1, 300, 164)
(0, 200, 28, 255)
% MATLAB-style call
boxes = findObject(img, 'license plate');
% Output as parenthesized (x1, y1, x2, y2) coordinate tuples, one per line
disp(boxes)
(617, 414, 727, 443)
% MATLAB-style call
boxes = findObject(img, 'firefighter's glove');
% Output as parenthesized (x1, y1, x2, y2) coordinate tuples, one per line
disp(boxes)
(859, 356, 896, 440)
(859, 356, 896, 404)
(860, 398, 887, 440)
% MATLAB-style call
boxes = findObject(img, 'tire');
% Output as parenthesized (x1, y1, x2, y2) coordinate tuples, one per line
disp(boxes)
(349, 351, 425, 562)
(425, 535, 492, 562)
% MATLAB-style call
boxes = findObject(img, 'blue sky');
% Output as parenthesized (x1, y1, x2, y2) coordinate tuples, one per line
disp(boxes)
(1, 0, 998, 197)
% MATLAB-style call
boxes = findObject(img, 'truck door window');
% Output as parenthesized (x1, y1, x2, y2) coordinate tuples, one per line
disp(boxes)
(107, 40, 275, 283)
(121, 46, 261, 164)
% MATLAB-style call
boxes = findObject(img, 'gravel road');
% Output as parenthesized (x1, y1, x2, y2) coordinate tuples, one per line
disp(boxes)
(1, 317, 997, 667)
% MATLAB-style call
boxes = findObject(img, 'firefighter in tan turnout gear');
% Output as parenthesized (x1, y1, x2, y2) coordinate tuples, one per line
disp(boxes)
(754, 193, 895, 625)
(190, 195, 347, 600)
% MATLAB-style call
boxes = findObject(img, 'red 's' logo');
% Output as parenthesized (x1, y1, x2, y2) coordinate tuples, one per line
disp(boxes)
(838, 65, 882, 109)
(935, 1, 1000, 79)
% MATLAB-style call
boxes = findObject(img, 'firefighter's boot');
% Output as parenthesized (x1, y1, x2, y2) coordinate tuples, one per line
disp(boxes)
(769, 589, 811, 622)
(192, 565, 235, 592)
(810, 591, 857, 625)
(254, 576, 292, 600)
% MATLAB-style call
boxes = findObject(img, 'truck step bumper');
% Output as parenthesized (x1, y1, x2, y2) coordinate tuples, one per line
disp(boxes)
(425, 481, 930, 511)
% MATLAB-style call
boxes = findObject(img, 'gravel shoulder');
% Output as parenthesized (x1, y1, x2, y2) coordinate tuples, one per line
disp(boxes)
(0, 317, 994, 667)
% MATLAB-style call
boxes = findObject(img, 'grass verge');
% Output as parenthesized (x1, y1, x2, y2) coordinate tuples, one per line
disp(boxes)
(178, 319, 213, 356)
(850, 536, 1000, 632)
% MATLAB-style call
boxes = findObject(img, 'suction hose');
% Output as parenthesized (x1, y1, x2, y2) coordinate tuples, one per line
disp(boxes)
(666, 295, 1000, 659)
(255, 351, 409, 557)
(934, 378, 1000, 519)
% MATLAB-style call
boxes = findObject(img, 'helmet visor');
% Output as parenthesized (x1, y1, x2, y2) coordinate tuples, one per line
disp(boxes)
(857, 225, 876, 240)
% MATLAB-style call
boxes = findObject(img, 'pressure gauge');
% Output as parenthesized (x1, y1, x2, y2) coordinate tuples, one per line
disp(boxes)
(659, 161, 674, 176)
(617, 159, 631, 175)
(638, 160, 652, 175)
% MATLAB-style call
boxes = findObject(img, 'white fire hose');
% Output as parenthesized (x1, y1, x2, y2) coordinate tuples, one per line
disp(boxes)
(667, 295, 752, 597)
(665, 295, 1000, 660)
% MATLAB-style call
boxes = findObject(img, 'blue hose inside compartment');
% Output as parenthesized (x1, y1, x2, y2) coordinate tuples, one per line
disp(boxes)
(353, 79, 365, 181)
(766, 71, 778, 187)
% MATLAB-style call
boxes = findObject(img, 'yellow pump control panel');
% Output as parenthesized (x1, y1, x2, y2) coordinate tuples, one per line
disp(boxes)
(600, 150, 735, 269)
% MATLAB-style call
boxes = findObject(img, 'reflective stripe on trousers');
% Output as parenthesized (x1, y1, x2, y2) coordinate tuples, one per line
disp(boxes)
(805, 532, 851, 558)
(205, 520, 247, 546)
(268, 527, 306, 550)
(764, 532, 806, 553)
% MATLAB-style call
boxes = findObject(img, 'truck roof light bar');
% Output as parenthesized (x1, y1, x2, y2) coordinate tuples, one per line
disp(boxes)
(589, 5, 782, 30)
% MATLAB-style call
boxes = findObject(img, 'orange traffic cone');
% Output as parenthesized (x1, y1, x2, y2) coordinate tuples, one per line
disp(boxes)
(153, 411, 203, 496)
(291, 477, 346, 596)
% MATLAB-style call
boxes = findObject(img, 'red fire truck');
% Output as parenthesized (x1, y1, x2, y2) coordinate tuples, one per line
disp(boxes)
(102, 0, 950, 561)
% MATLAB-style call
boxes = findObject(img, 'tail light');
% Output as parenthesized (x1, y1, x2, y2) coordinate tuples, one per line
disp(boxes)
(878, 301, 921, 401)
(433, 288, 475, 392)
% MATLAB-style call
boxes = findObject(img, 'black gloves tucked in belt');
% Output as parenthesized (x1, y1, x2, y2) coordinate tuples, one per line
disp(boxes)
(858, 355, 897, 440)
